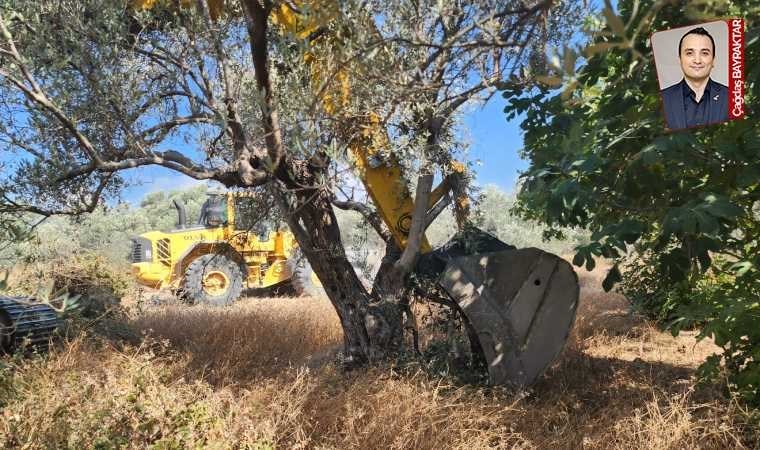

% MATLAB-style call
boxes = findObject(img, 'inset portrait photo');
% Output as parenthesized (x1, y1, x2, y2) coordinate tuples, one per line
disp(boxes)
(651, 20, 745, 131)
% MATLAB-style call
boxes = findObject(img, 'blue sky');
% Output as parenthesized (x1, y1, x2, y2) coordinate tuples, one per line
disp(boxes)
(121, 165, 208, 203)
(464, 96, 528, 191)
(121, 95, 528, 204)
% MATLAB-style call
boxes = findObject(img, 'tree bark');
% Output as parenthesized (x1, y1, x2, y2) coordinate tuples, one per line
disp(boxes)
(372, 122, 441, 306)
(279, 161, 404, 363)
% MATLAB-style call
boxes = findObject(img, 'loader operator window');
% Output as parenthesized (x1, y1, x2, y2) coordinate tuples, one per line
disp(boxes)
(199, 194, 227, 227)
(234, 196, 265, 236)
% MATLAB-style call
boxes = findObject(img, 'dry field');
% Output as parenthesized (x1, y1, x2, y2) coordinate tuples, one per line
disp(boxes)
(1, 266, 759, 449)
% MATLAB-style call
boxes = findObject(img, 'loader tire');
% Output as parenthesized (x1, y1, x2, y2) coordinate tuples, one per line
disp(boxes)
(287, 252, 324, 298)
(181, 254, 243, 306)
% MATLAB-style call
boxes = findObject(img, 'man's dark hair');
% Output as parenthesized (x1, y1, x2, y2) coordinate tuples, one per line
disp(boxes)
(678, 27, 716, 57)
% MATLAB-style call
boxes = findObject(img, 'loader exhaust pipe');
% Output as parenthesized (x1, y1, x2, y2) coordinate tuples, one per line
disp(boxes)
(172, 199, 187, 229)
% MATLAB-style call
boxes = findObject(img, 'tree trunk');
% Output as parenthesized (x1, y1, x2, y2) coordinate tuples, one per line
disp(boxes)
(240, 2, 404, 365)
(277, 162, 404, 364)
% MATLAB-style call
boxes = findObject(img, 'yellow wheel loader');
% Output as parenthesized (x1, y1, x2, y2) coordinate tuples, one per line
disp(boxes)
(130, 192, 320, 305)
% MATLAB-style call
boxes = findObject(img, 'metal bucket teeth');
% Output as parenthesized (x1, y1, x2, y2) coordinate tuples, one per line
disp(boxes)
(439, 248, 579, 387)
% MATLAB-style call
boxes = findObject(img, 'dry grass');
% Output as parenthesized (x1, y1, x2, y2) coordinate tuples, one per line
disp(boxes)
(130, 296, 343, 385)
(1, 267, 758, 449)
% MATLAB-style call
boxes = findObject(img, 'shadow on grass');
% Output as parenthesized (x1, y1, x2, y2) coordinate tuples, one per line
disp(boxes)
(519, 347, 733, 449)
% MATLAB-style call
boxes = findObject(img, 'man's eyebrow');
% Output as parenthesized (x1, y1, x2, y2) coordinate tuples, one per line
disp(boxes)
(682, 47, 712, 53)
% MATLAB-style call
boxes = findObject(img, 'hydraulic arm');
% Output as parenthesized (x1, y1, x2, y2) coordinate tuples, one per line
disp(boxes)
(273, 4, 467, 252)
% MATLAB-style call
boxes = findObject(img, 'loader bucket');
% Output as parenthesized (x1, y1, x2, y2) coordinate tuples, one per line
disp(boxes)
(439, 248, 578, 387)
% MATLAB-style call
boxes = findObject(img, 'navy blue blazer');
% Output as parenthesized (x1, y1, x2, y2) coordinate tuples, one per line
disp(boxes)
(660, 78, 728, 130)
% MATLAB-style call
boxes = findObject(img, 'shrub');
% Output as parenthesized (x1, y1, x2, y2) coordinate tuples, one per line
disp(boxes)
(504, 0, 760, 405)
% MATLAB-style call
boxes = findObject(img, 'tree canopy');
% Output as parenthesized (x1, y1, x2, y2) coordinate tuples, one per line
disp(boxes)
(505, 0, 759, 403)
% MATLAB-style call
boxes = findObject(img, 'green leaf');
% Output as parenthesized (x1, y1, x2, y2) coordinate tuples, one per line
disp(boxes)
(693, 211, 717, 234)
(585, 255, 596, 271)
(730, 261, 754, 277)
(600, 245, 618, 258)
(703, 197, 742, 220)
(572, 251, 585, 267)
(736, 165, 760, 188)
(660, 248, 690, 282)
(602, 264, 622, 292)
(618, 220, 645, 244)
(694, 236, 720, 253)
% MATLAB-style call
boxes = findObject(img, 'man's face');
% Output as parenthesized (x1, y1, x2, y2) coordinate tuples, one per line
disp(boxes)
(679, 34, 714, 82)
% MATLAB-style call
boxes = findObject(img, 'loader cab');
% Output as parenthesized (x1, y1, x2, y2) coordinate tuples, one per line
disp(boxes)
(198, 193, 228, 228)
(231, 194, 270, 239)
(196, 192, 270, 238)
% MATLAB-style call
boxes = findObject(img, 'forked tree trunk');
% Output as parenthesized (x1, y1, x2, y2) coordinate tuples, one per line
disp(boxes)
(240, 1, 405, 364)
(278, 163, 404, 364)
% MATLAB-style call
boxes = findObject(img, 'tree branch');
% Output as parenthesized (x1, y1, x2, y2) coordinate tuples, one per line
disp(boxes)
(332, 198, 393, 244)
(0, 14, 104, 166)
(56, 149, 249, 187)
(241, 0, 284, 174)
(139, 114, 216, 142)
(394, 169, 434, 274)
(1, 173, 112, 217)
